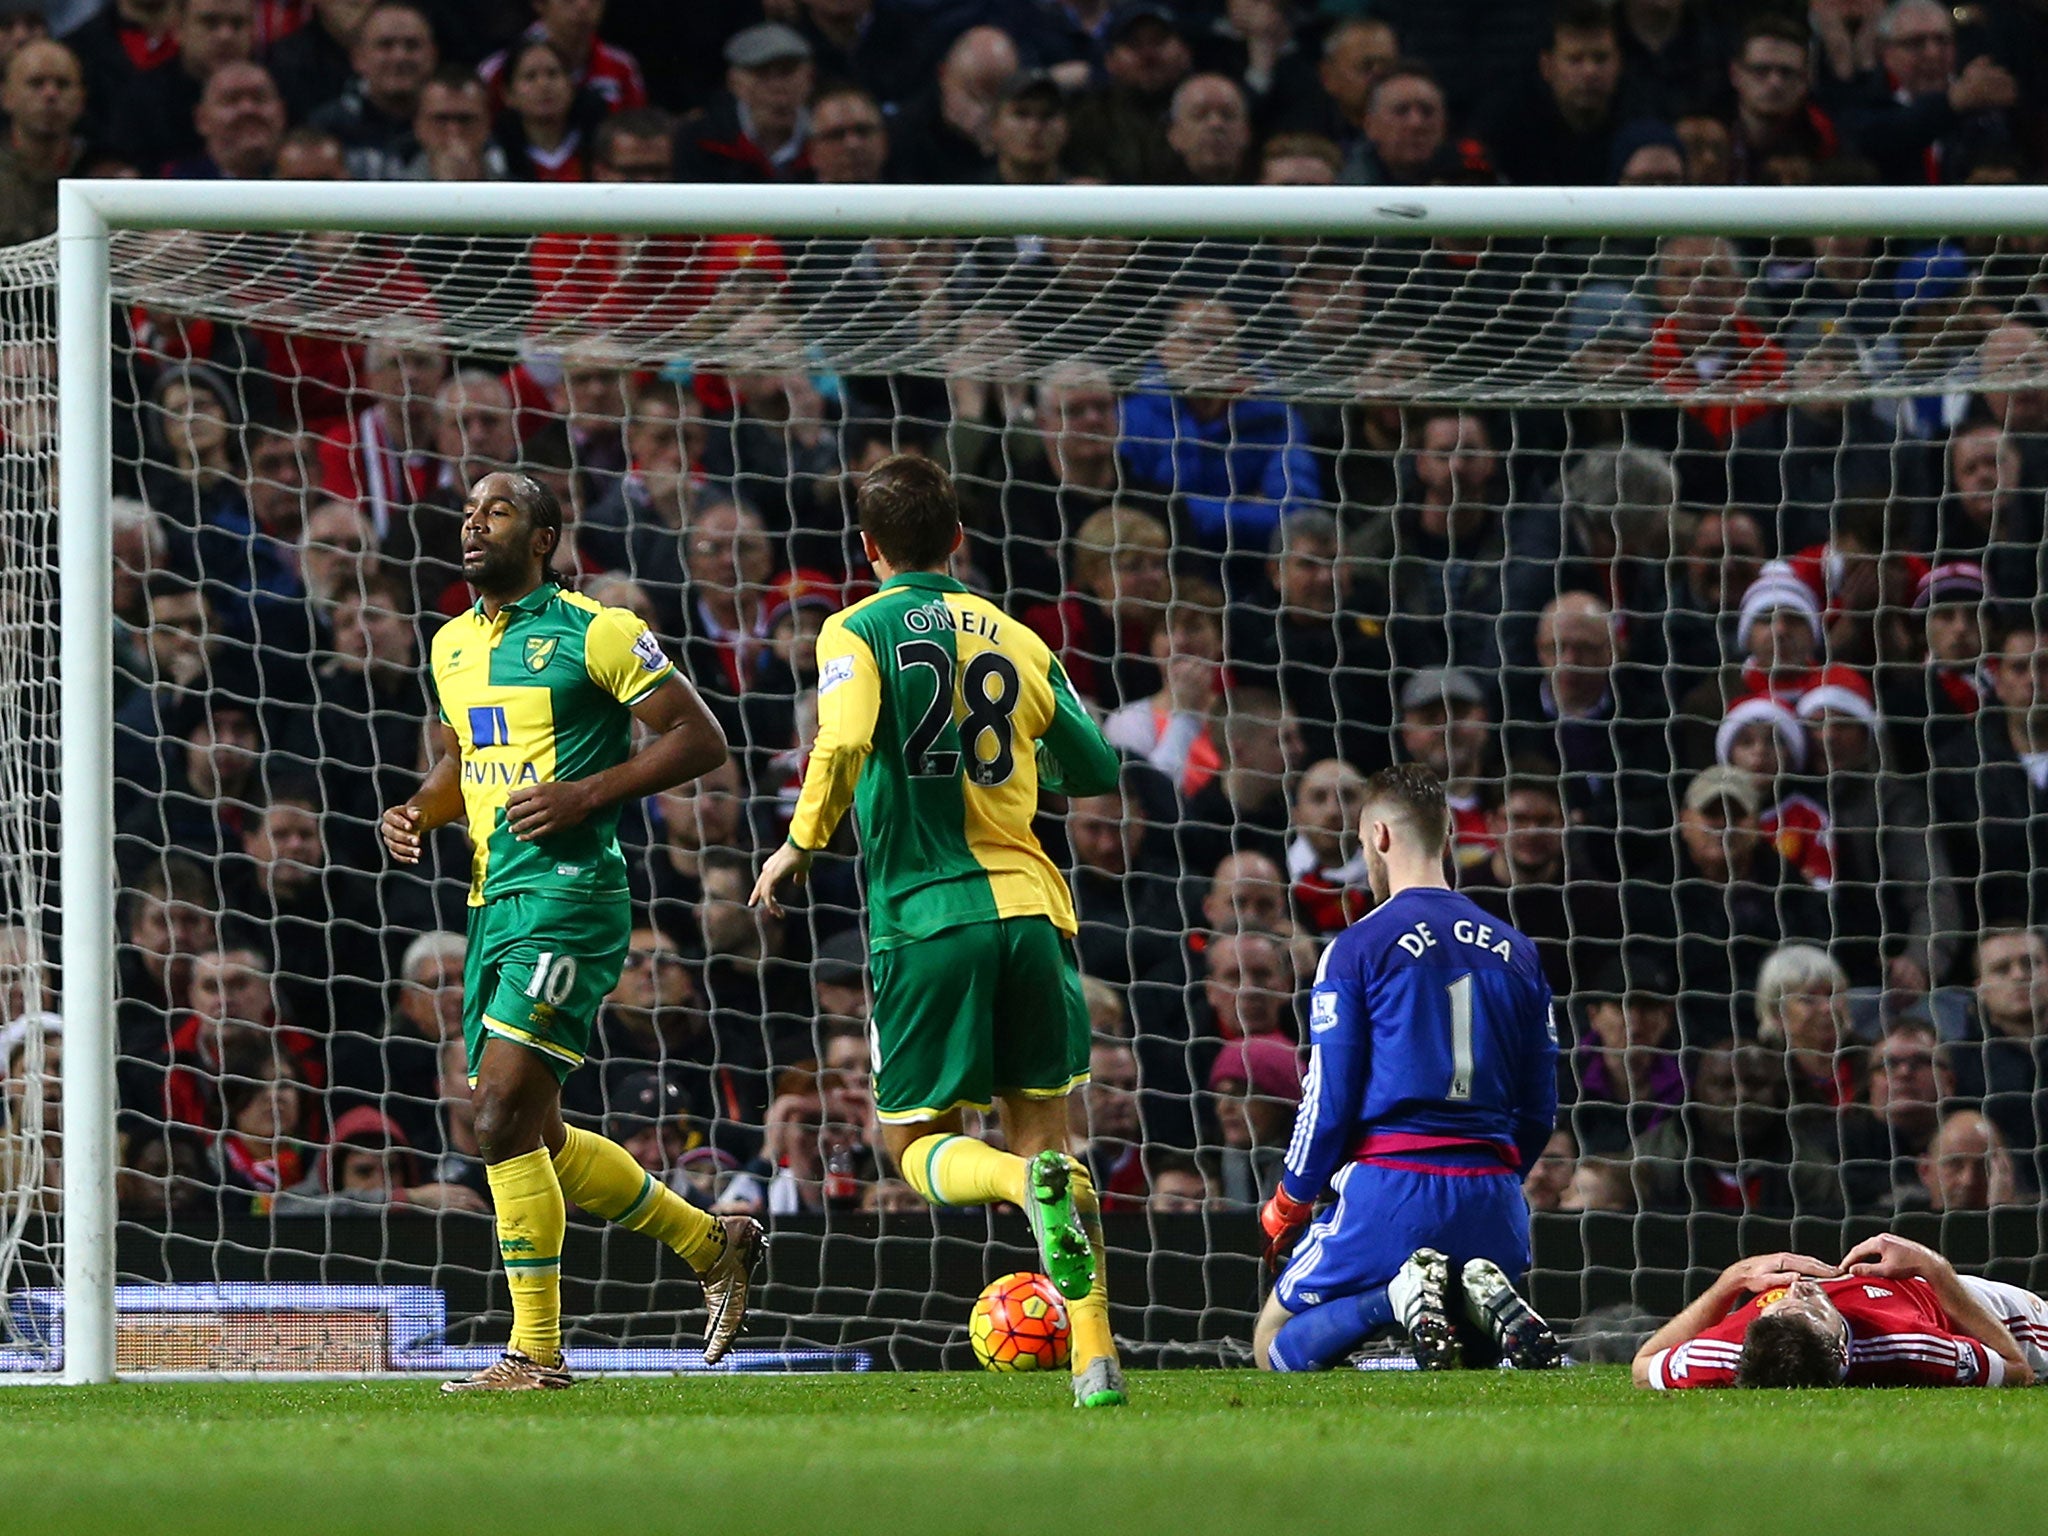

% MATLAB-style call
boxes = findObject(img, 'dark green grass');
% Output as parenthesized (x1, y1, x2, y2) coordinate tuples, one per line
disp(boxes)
(3, 1369, 2045, 1536)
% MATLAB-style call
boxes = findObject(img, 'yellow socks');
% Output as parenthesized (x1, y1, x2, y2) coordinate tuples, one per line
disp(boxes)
(552, 1125, 727, 1273)
(485, 1147, 565, 1368)
(898, 1136, 1116, 1372)
(900, 1133, 1028, 1207)
(1065, 1165, 1117, 1373)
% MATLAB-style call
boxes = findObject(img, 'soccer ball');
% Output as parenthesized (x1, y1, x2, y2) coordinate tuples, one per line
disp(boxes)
(969, 1272, 1072, 1372)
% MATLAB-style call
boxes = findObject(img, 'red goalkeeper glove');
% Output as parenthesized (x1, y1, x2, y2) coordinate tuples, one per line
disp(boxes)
(1259, 1189, 1314, 1274)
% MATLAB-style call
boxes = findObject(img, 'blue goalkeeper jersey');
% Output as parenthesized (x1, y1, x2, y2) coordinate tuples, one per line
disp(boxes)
(1281, 887, 1559, 1206)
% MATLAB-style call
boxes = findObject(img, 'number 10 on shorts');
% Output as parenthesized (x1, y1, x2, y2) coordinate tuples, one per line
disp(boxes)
(523, 951, 579, 1006)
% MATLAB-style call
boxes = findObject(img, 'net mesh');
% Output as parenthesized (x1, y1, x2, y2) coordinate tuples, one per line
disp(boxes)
(0, 233, 57, 1360)
(32, 219, 2048, 1369)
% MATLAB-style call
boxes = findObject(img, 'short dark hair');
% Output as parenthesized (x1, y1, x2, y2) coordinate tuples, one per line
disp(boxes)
(1361, 761, 1450, 852)
(857, 454, 961, 570)
(813, 79, 883, 118)
(594, 106, 675, 165)
(1548, 0, 1614, 47)
(493, 471, 562, 541)
(700, 847, 755, 890)
(426, 63, 484, 97)
(1734, 1312, 1844, 1389)
(1260, 131, 1342, 175)
(1495, 759, 1565, 810)
(1740, 15, 1809, 58)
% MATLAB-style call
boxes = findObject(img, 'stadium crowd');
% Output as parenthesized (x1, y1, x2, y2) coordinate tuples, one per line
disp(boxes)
(3, 0, 2048, 1241)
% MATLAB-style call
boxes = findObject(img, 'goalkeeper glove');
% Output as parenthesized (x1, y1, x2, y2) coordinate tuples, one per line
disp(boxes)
(1259, 1189, 1314, 1274)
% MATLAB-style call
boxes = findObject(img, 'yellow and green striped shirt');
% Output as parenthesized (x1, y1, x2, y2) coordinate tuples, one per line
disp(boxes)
(789, 572, 1122, 951)
(428, 582, 675, 906)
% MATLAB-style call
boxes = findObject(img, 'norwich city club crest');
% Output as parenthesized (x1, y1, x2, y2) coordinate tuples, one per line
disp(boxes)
(524, 637, 558, 673)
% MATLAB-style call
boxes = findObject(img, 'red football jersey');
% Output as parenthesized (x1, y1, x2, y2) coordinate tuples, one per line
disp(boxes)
(1645, 1275, 2001, 1389)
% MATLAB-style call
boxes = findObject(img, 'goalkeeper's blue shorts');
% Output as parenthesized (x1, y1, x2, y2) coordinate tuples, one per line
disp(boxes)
(1273, 1159, 1532, 1313)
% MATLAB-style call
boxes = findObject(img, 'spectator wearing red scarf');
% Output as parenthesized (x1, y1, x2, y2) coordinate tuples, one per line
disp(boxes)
(1649, 234, 1786, 444)
(530, 108, 785, 335)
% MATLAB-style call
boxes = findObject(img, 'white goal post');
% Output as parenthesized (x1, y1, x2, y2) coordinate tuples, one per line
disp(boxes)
(50, 179, 2048, 1384)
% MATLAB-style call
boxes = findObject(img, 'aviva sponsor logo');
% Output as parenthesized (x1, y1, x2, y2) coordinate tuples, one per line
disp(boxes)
(524, 636, 559, 672)
(465, 759, 540, 787)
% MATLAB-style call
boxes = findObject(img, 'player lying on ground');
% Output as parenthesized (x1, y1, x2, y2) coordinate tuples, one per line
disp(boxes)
(1633, 1233, 2042, 1389)
(382, 471, 764, 1392)
(1254, 763, 1563, 1372)
(749, 455, 1130, 1407)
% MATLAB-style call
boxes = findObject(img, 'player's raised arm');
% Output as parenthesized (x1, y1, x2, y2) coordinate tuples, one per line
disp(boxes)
(752, 617, 880, 915)
(1035, 655, 1120, 799)
(382, 719, 465, 865)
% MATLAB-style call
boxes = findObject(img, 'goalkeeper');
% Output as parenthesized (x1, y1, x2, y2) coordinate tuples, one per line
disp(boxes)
(382, 471, 762, 1392)
(749, 455, 1129, 1408)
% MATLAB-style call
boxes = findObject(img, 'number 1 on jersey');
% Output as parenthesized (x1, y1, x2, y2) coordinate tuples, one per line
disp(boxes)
(1446, 973, 1475, 1101)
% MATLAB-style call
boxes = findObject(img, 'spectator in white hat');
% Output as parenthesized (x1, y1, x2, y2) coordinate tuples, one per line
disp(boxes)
(1677, 558, 1825, 767)
(1718, 692, 1830, 891)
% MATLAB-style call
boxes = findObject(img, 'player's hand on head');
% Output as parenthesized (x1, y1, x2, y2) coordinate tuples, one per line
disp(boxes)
(505, 780, 595, 841)
(1842, 1233, 1941, 1281)
(1731, 1251, 1838, 1291)
(380, 803, 423, 864)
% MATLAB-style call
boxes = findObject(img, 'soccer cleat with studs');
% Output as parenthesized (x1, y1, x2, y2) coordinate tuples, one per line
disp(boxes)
(1024, 1150, 1095, 1303)
(1461, 1257, 1562, 1370)
(439, 1350, 574, 1393)
(699, 1215, 767, 1366)
(1072, 1356, 1128, 1408)
(1388, 1247, 1459, 1371)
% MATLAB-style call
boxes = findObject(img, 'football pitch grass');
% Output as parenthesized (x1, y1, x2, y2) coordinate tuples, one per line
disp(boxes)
(5, 1369, 2047, 1536)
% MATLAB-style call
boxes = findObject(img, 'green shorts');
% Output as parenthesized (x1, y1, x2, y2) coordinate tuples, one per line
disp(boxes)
(462, 891, 631, 1084)
(867, 915, 1091, 1124)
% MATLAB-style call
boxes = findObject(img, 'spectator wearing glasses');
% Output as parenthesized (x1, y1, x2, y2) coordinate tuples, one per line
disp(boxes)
(1864, 1017, 1943, 1199)
(806, 80, 887, 185)
(1828, 0, 2016, 185)
(1726, 16, 1839, 184)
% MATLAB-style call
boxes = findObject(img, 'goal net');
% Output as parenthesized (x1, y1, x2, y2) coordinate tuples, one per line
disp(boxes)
(24, 184, 2048, 1377)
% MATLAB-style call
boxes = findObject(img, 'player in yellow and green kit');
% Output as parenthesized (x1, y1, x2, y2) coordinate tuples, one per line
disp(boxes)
(381, 471, 763, 1392)
(749, 455, 1130, 1407)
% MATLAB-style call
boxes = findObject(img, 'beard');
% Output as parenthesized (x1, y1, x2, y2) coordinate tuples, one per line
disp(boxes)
(464, 542, 531, 593)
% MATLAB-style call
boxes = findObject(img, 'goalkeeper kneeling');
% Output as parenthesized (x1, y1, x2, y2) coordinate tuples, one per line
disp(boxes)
(1253, 764, 1565, 1373)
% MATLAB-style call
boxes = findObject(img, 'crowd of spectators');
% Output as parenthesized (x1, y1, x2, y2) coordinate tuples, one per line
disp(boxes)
(2, 0, 2048, 1247)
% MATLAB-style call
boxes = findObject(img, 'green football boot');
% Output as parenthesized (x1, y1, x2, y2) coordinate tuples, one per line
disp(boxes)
(1024, 1150, 1095, 1302)
(1072, 1356, 1128, 1409)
